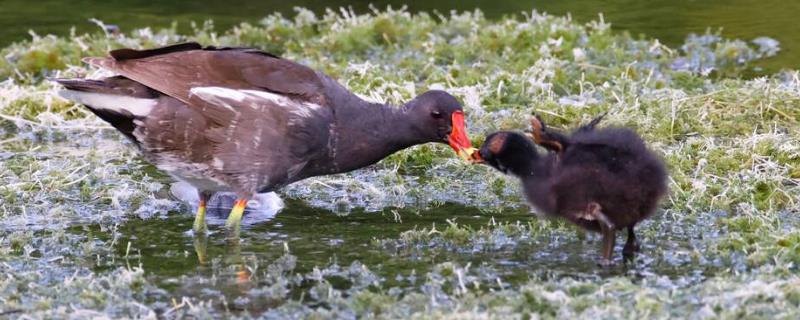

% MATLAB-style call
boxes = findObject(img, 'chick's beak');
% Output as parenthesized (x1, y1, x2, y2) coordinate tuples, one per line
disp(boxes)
(447, 111, 480, 162)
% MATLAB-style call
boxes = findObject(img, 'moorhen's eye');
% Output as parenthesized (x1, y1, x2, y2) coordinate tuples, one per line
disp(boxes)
(431, 111, 443, 119)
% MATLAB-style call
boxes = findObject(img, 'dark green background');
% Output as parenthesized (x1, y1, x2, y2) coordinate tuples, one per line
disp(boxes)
(1, 0, 797, 69)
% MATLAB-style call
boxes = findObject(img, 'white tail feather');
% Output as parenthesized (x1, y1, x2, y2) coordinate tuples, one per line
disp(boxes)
(58, 90, 156, 117)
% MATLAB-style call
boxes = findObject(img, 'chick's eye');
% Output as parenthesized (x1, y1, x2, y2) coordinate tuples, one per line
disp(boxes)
(431, 111, 443, 119)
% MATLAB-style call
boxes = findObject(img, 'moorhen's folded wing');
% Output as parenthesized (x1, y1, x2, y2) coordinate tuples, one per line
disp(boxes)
(83, 42, 326, 107)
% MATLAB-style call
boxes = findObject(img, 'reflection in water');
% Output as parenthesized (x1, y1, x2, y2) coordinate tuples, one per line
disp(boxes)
(77, 200, 734, 315)
(193, 235, 209, 265)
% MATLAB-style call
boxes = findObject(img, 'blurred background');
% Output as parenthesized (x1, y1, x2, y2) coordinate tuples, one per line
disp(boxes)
(1, 0, 797, 71)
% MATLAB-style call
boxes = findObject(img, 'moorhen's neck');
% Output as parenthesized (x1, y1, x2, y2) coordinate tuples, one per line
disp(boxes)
(328, 99, 427, 173)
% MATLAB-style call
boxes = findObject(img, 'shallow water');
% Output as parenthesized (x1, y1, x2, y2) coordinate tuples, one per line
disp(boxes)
(2, 7, 800, 316)
(53, 194, 735, 315)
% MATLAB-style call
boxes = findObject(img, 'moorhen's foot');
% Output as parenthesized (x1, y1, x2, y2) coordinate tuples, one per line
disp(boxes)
(597, 257, 615, 267)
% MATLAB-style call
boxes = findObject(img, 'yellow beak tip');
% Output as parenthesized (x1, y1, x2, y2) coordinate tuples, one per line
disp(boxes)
(457, 147, 479, 161)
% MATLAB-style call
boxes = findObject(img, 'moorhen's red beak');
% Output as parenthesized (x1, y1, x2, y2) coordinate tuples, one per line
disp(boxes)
(447, 111, 480, 162)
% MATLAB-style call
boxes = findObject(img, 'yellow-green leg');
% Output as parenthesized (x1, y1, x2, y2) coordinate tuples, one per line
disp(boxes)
(225, 198, 248, 238)
(193, 193, 211, 264)
(192, 196, 209, 234)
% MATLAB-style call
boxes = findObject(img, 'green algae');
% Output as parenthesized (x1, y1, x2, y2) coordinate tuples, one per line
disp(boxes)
(0, 7, 799, 319)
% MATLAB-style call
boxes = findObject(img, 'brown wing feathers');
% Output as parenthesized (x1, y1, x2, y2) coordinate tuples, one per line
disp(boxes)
(72, 43, 335, 194)
(82, 42, 325, 107)
(109, 42, 202, 61)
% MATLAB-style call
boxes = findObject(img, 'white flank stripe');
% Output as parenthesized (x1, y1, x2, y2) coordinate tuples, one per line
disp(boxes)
(240, 89, 296, 107)
(58, 90, 155, 117)
(189, 86, 322, 115)
(190, 87, 248, 104)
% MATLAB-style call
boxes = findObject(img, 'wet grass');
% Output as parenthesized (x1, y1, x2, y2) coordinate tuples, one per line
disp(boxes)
(1, 7, 799, 319)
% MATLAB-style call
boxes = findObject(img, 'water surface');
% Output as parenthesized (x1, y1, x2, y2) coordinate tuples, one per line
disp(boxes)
(66, 199, 726, 315)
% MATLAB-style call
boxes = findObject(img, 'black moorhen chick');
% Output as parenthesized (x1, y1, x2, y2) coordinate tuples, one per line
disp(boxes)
(477, 116, 667, 264)
(54, 42, 478, 236)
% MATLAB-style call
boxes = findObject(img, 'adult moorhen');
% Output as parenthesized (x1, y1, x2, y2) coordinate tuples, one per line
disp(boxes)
(55, 42, 478, 236)
(476, 116, 667, 264)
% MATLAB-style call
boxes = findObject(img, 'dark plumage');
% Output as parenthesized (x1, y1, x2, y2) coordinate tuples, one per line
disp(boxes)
(527, 113, 605, 154)
(477, 116, 668, 264)
(55, 42, 477, 235)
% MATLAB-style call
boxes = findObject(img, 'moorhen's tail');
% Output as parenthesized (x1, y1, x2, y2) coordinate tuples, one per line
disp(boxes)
(529, 115, 570, 153)
(578, 112, 607, 133)
(530, 112, 609, 154)
(53, 76, 160, 144)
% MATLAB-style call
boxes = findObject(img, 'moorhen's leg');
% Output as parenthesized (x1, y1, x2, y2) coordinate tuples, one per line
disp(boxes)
(192, 190, 213, 234)
(599, 223, 616, 267)
(225, 196, 250, 238)
(577, 112, 607, 133)
(583, 202, 616, 266)
(623, 225, 640, 256)
(193, 191, 214, 264)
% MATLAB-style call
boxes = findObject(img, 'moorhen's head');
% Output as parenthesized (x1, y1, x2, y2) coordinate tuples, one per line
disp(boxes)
(404, 90, 477, 160)
(477, 131, 539, 176)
